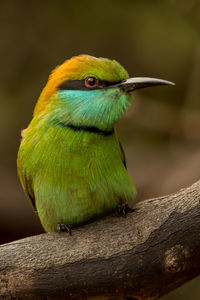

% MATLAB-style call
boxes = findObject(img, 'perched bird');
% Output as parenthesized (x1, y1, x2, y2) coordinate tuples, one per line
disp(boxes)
(17, 55, 173, 234)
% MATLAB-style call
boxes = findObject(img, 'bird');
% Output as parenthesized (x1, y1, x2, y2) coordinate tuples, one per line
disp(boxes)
(17, 54, 174, 234)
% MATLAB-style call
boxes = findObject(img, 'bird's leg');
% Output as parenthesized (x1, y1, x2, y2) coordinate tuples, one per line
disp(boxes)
(57, 223, 72, 235)
(116, 203, 134, 217)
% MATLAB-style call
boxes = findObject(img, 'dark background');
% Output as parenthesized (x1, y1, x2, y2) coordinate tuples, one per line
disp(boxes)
(0, 0, 200, 298)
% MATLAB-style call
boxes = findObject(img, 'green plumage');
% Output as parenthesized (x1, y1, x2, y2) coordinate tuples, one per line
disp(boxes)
(18, 115, 135, 231)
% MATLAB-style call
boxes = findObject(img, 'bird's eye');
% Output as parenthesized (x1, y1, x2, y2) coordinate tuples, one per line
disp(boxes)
(85, 77, 98, 88)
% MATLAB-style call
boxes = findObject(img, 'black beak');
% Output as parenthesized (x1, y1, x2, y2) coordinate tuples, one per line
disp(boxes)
(115, 77, 175, 92)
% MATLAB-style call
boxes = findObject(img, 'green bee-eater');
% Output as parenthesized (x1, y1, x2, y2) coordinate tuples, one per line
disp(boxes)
(17, 55, 173, 233)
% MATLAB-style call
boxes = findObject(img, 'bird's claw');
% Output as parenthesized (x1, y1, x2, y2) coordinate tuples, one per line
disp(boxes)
(116, 203, 134, 217)
(57, 223, 72, 235)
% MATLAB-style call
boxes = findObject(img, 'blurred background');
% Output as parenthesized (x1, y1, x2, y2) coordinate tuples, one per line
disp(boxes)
(0, 0, 200, 298)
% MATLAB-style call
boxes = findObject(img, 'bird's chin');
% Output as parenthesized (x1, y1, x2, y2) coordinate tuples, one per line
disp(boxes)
(88, 92, 132, 130)
(52, 88, 133, 132)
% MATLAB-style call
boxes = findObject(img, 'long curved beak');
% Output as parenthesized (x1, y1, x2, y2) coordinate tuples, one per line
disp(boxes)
(115, 77, 175, 92)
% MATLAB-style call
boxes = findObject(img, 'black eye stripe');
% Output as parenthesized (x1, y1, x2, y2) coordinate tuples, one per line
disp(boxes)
(57, 79, 122, 91)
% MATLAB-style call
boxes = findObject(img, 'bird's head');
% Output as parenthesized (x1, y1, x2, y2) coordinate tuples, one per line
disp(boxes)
(34, 55, 174, 132)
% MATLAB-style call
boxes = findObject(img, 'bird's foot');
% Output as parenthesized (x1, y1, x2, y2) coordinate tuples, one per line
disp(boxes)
(57, 223, 72, 235)
(116, 203, 134, 217)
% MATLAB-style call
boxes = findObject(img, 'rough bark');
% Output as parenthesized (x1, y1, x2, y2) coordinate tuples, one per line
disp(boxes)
(0, 180, 200, 300)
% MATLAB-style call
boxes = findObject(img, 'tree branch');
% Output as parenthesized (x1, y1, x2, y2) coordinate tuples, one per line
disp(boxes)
(0, 180, 200, 300)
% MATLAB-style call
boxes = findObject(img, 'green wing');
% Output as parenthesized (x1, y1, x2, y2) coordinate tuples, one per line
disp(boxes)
(17, 154, 36, 212)
(118, 140, 127, 168)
